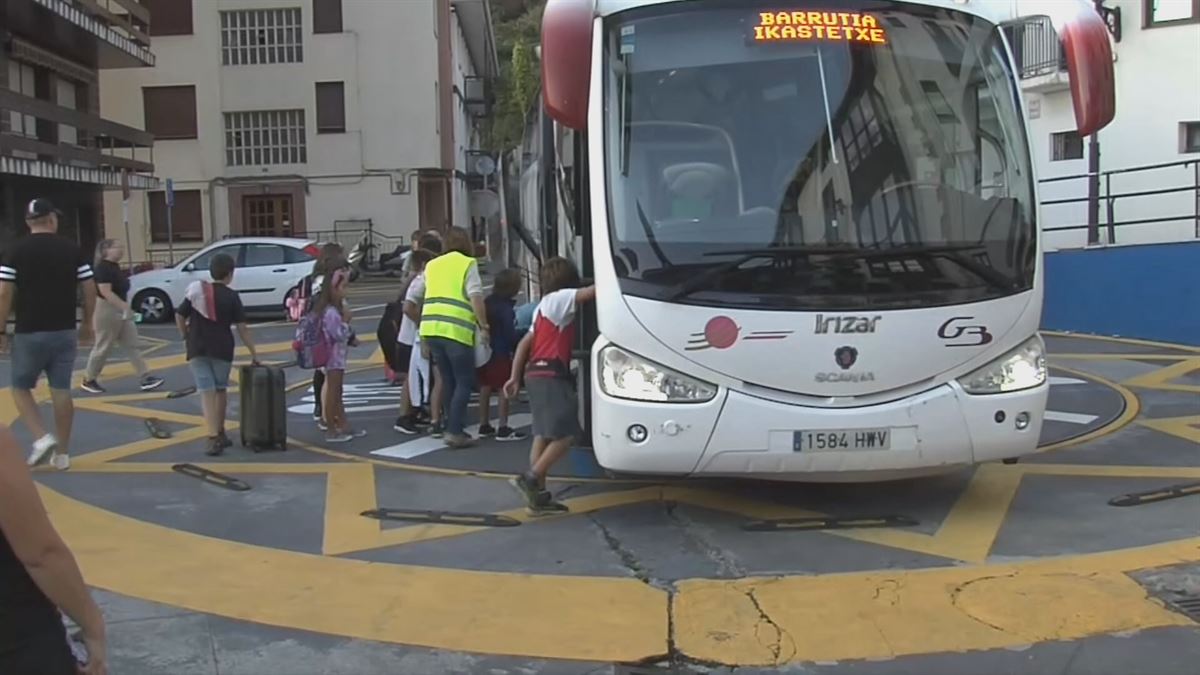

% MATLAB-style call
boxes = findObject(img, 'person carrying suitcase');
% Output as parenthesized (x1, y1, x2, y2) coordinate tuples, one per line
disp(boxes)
(175, 254, 259, 456)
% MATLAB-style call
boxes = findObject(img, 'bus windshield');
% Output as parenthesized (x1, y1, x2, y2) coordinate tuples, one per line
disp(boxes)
(603, 1, 1037, 311)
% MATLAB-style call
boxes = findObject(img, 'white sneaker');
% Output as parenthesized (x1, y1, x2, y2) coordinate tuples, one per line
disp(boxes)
(51, 454, 71, 471)
(27, 435, 58, 467)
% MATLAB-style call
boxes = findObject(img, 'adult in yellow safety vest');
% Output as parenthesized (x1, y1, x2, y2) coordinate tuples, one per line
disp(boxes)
(419, 227, 489, 448)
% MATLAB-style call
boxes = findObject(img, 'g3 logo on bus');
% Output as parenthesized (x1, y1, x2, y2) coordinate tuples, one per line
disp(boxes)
(937, 317, 993, 347)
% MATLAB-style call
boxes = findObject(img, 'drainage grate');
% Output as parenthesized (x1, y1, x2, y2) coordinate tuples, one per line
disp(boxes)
(1169, 595, 1200, 622)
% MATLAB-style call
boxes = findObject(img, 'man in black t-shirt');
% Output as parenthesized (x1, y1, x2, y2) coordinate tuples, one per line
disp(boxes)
(0, 199, 97, 471)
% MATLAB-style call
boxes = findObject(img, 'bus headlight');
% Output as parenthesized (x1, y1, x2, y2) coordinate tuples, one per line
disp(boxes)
(958, 335, 1047, 395)
(599, 345, 717, 403)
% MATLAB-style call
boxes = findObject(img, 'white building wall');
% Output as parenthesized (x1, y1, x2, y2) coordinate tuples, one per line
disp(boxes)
(451, 12, 476, 232)
(99, 0, 486, 262)
(1025, 0, 1200, 251)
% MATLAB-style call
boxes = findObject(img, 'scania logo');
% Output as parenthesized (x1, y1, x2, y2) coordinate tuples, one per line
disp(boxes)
(816, 372, 876, 383)
(834, 346, 858, 370)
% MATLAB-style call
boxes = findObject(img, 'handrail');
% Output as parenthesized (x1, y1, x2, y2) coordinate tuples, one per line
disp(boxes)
(1040, 158, 1200, 241)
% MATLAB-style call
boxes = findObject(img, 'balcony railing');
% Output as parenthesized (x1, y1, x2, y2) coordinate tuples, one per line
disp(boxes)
(11, 0, 154, 68)
(0, 87, 155, 187)
(1007, 16, 1068, 80)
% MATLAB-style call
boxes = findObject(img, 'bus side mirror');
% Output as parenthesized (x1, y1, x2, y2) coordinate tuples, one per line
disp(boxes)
(542, 0, 595, 130)
(1059, 8, 1116, 136)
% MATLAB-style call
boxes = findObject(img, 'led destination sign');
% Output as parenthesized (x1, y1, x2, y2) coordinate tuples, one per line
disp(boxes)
(752, 11, 888, 44)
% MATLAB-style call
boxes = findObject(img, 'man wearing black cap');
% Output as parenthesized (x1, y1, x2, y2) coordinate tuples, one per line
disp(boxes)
(0, 199, 96, 471)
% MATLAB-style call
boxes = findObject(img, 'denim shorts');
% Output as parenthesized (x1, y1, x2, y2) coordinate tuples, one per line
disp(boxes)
(189, 357, 232, 392)
(11, 330, 77, 391)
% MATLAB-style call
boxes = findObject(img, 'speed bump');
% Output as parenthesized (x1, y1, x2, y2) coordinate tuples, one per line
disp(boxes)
(361, 508, 521, 528)
(171, 463, 252, 492)
(743, 515, 919, 532)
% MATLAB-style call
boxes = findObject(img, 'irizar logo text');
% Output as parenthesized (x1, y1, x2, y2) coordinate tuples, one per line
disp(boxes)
(815, 314, 881, 334)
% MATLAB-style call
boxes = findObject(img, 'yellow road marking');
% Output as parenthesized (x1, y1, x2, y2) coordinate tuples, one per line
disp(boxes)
(42, 486, 669, 663)
(674, 567, 1192, 666)
(1042, 331, 1200, 353)
(42, 476, 1200, 664)
(1123, 357, 1200, 394)
(76, 400, 208, 427)
(1022, 463, 1200, 479)
(1138, 415, 1200, 446)
(69, 427, 213, 467)
(842, 464, 1023, 564)
(1037, 364, 1140, 454)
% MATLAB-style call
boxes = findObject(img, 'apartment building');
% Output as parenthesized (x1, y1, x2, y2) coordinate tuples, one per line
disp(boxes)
(0, 0, 156, 255)
(100, 0, 497, 264)
(1013, 0, 1200, 249)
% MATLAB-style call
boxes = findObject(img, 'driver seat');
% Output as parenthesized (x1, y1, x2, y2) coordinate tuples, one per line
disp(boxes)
(661, 162, 737, 220)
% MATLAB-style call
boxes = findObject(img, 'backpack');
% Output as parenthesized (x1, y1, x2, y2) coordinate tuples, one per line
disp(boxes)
(287, 275, 325, 322)
(376, 302, 402, 370)
(293, 309, 331, 369)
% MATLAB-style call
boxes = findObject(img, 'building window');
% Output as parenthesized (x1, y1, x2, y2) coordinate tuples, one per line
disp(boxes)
(1051, 131, 1084, 161)
(147, 0, 194, 36)
(1182, 122, 1200, 153)
(224, 110, 306, 166)
(315, 81, 345, 133)
(313, 0, 343, 33)
(220, 8, 303, 66)
(5, 60, 37, 138)
(143, 86, 197, 140)
(149, 189, 204, 243)
(1144, 0, 1200, 26)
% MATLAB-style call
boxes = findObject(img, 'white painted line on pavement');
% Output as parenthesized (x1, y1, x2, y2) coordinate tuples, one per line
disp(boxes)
(1049, 376, 1088, 386)
(370, 413, 534, 459)
(1044, 410, 1100, 425)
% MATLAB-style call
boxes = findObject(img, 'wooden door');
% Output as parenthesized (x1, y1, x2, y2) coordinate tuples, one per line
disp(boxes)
(243, 195, 294, 237)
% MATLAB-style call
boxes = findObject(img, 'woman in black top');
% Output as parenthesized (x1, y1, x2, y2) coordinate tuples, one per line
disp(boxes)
(80, 240, 164, 394)
(304, 243, 348, 426)
(0, 423, 108, 674)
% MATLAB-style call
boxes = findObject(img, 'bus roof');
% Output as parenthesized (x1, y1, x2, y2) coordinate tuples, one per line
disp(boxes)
(595, 0, 1071, 26)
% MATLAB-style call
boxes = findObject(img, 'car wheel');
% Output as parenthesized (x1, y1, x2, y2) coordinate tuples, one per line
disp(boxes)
(133, 290, 172, 323)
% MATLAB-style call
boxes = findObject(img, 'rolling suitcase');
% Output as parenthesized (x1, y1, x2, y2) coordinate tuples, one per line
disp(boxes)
(239, 364, 287, 451)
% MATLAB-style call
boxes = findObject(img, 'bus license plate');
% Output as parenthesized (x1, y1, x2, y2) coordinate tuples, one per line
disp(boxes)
(794, 429, 891, 452)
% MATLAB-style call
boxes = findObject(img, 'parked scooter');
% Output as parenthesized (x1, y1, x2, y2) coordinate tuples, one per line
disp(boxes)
(347, 232, 408, 279)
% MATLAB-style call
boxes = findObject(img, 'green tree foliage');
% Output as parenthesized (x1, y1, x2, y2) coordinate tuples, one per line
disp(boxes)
(487, 0, 546, 151)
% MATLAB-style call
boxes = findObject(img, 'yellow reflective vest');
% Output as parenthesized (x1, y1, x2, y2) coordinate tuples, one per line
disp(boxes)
(419, 251, 476, 346)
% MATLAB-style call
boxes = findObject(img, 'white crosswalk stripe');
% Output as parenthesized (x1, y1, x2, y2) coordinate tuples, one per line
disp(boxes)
(370, 413, 535, 459)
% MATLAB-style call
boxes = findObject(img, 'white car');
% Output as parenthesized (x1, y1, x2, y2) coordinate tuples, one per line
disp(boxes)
(129, 237, 320, 323)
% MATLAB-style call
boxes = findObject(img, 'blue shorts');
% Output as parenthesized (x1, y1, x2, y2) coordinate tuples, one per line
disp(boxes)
(189, 357, 232, 392)
(11, 330, 77, 391)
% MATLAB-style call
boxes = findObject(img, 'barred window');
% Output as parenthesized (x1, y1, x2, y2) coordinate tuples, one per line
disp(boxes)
(220, 8, 303, 66)
(224, 110, 307, 166)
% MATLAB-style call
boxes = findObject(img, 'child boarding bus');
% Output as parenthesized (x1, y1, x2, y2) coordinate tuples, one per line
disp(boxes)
(520, 0, 1115, 481)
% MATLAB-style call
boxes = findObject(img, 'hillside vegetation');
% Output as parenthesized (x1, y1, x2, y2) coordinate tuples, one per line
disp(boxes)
(488, 0, 546, 151)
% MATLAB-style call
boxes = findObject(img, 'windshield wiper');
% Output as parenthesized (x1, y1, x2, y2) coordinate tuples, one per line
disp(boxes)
(667, 245, 858, 301)
(664, 244, 1016, 301)
(861, 244, 1017, 292)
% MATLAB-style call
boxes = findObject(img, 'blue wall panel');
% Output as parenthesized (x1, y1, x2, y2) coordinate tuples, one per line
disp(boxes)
(1042, 241, 1200, 346)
